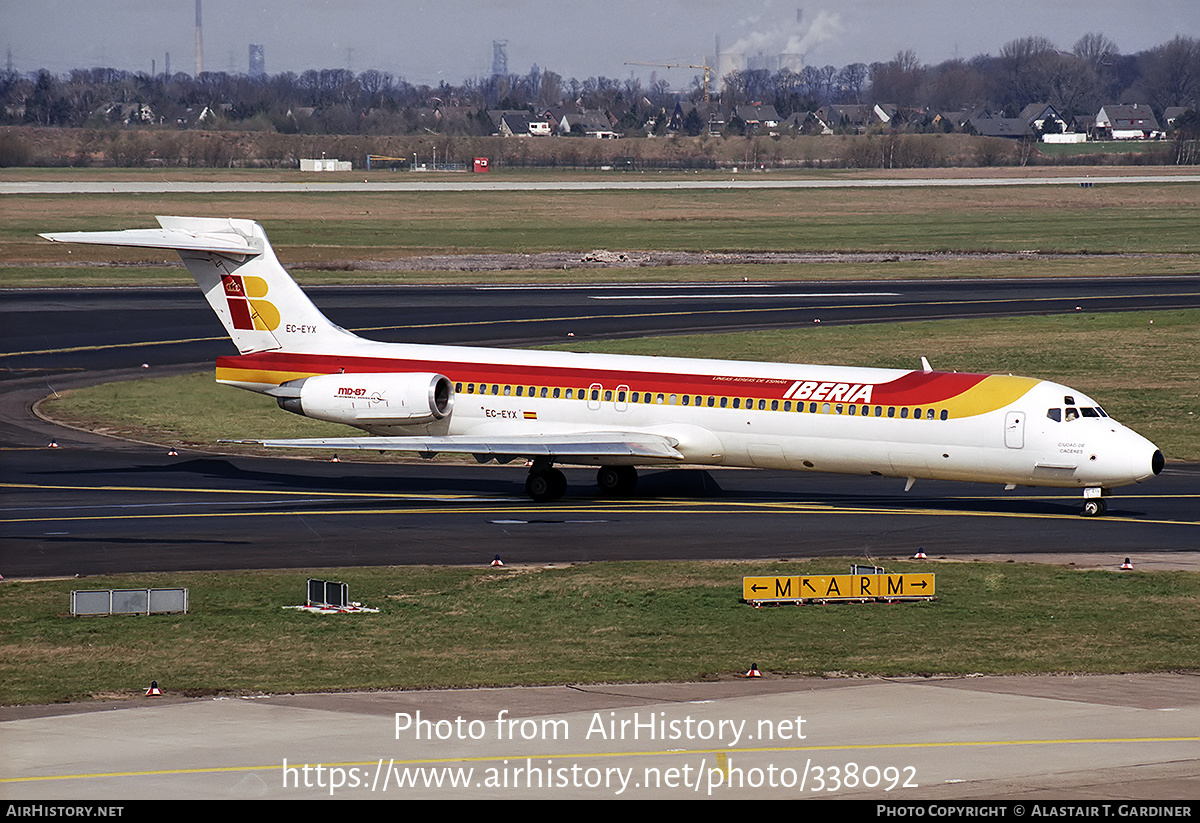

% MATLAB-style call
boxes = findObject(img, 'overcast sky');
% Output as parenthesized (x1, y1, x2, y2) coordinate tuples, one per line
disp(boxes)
(3, 1, 1197, 86)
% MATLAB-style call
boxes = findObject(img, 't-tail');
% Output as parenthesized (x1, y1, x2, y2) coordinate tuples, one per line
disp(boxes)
(40, 216, 357, 356)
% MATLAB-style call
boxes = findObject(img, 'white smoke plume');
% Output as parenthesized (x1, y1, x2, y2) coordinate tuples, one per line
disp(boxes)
(721, 8, 845, 73)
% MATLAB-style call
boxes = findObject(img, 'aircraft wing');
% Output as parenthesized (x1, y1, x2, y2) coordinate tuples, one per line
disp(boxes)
(229, 432, 685, 461)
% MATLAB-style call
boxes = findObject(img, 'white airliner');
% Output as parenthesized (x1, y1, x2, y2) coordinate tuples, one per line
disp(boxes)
(42, 216, 1163, 515)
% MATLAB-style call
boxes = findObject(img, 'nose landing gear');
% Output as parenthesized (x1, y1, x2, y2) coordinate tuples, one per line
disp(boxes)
(1081, 488, 1108, 517)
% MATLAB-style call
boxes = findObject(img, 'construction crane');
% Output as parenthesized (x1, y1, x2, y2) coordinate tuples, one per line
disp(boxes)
(625, 60, 717, 103)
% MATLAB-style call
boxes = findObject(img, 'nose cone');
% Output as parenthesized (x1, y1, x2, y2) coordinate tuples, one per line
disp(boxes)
(1129, 436, 1164, 483)
(1149, 448, 1165, 477)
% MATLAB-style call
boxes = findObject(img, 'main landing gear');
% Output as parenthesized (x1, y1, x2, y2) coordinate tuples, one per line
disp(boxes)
(596, 465, 638, 497)
(525, 465, 567, 502)
(523, 464, 639, 503)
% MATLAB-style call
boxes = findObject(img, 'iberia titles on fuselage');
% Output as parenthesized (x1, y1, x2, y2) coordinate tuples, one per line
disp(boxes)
(40, 216, 1164, 514)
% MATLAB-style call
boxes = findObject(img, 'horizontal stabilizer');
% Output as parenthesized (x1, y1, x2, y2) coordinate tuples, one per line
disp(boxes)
(225, 432, 685, 461)
(39, 226, 260, 256)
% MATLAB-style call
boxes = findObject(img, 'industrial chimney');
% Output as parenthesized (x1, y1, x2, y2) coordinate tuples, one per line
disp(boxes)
(195, 0, 204, 76)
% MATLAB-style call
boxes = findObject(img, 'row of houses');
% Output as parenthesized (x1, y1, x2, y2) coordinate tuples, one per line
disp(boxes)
(84, 96, 1193, 142)
(491, 101, 1193, 142)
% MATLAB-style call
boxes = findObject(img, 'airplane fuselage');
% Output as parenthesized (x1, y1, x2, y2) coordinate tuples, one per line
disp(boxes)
(215, 338, 1163, 491)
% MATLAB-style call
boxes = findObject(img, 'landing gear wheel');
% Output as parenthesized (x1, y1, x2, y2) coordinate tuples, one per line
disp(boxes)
(1081, 499, 1107, 517)
(596, 465, 638, 496)
(526, 468, 567, 502)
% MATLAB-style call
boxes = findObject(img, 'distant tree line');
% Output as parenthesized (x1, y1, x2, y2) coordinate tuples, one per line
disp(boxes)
(1, 33, 1196, 137)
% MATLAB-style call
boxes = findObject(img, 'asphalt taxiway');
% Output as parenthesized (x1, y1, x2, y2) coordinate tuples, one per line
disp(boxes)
(3, 278, 1198, 577)
(4, 674, 1199, 799)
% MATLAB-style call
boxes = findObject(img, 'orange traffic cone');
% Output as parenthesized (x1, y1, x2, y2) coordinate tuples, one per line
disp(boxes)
(330, 454, 340, 463)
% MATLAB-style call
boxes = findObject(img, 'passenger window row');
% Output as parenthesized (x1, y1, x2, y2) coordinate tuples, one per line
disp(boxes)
(454, 381, 952, 420)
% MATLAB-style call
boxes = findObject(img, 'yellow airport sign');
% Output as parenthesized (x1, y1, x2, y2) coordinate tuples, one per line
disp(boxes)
(743, 573, 935, 604)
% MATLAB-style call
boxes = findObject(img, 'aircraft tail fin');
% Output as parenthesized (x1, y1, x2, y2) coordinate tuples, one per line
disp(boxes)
(40, 216, 356, 355)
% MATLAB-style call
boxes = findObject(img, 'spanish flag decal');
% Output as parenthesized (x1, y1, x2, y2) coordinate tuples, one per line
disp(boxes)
(523, 411, 538, 419)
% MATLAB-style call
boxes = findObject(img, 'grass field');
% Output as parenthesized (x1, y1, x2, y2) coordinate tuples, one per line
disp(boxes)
(3, 173, 1199, 286)
(2, 560, 1197, 705)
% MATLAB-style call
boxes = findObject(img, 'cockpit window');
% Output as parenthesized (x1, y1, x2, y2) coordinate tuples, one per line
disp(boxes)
(1047, 408, 1061, 422)
(1065, 408, 1079, 421)
(1064, 396, 1075, 405)
(1081, 407, 1100, 418)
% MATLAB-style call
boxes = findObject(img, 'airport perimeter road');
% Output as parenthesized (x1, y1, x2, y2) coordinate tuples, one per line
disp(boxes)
(4, 172, 1200, 195)
(3, 674, 1198, 799)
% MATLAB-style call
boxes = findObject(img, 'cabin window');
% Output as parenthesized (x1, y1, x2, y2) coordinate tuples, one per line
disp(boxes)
(515, 386, 524, 396)
(848, 404, 856, 415)
(940, 409, 948, 420)
(927, 408, 935, 419)
(822, 403, 831, 414)
(504, 385, 512, 396)
(540, 387, 548, 398)
(553, 388, 561, 398)
(887, 407, 895, 418)
(617, 391, 626, 402)
(720, 397, 728, 408)
(835, 404, 843, 415)
(732, 398, 741, 409)
(603, 390, 612, 402)
(565, 389, 573, 399)
(770, 400, 779, 411)
(455, 382, 462, 392)
(669, 394, 677, 405)
(783, 400, 791, 411)
(809, 402, 818, 413)
(491, 385, 500, 395)
(900, 407, 909, 419)
(708, 396, 716, 407)
(466, 383, 474, 394)
(656, 393, 665, 404)
(913, 407, 921, 419)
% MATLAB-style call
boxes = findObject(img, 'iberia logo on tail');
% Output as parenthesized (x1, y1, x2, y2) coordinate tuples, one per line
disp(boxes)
(222, 274, 281, 331)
